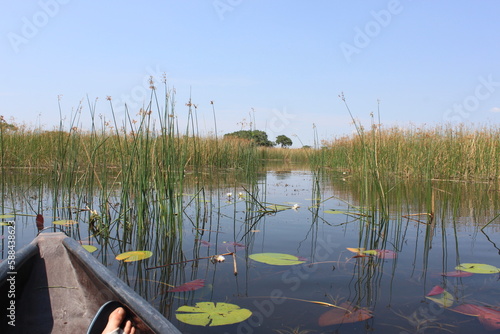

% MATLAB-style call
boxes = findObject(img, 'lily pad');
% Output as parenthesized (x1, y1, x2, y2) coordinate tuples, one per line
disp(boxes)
(318, 302, 372, 326)
(265, 204, 290, 211)
(426, 285, 445, 296)
(373, 249, 397, 259)
(452, 304, 500, 330)
(346, 247, 365, 253)
(361, 250, 379, 256)
(0, 214, 15, 219)
(116, 250, 153, 262)
(455, 263, 500, 274)
(346, 248, 397, 259)
(425, 290, 454, 308)
(82, 245, 97, 253)
(168, 279, 205, 292)
(249, 253, 306, 266)
(442, 270, 474, 277)
(175, 302, 252, 326)
(53, 219, 78, 226)
(324, 210, 348, 214)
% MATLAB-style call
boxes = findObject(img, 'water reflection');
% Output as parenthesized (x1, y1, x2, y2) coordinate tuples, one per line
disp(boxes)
(1, 169, 500, 333)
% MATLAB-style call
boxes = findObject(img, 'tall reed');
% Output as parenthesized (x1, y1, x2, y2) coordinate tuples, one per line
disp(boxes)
(317, 123, 500, 181)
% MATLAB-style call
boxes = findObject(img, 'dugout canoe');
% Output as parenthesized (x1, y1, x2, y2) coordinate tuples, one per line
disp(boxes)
(0, 232, 181, 334)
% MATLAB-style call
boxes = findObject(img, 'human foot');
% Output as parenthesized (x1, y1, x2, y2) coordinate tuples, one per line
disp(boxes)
(101, 307, 136, 334)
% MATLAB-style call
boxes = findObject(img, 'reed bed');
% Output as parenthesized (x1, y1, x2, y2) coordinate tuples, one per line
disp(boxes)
(317, 124, 500, 181)
(0, 127, 258, 171)
(0, 83, 264, 251)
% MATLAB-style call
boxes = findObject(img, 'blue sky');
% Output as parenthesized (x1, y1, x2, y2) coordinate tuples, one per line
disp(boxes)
(2, 1, 500, 147)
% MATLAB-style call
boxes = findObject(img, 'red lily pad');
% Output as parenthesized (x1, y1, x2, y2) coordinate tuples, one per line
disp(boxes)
(36, 214, 44, 231)
(426, 285, 445, 296)
(168, 279, 205, 292)
(442, 270, 474, 277)
(452, 304, 500, 330)
(224, 242, 246, 249)
(318, 302, 372, 327)
(375, 250, 397, 259)
(198, 240, 212, 247)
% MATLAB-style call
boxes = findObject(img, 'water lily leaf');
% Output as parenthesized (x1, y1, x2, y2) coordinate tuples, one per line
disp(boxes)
(0, 222, 13, 226)
(350, 249, 397, 259)
(175, 302, 252, 326)
(198, 240, 212, 247)
(426, 285, 445, 296)
(374, 249, 397, 259)
(455, 263, 500, 274)
(318, 302, 372, 326)
(425, 290, 454, 308)
(442, 270, 474, 277)
(223, 242, 246, 250)
(116, 250, 153, 262)
(453, 304, 490, 317)
(53, 219, 78, 226)
(36, 214, 44, 231)
(346, 248, 365, 253)
(361, 250, 379, 256)
(249, 253, 306, 266)
(452, 304, 500, 330)
(265, 204, 290, 211)
(0, 214, 15, 219)
(168, 279, 205, 292)
(324, 210, 348, 214)
(82, 245, 97, 253)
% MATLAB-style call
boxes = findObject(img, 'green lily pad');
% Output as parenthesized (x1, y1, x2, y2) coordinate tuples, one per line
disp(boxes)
(265, 204, 290, 211)
(249, 253, 306, 266)
(425, 290, 454, 308)
(0, 214, 15, 219)
(53, 219, 78, 226)
(361, 250, 379, 255)
(324, 210, 348, 214)
(455, 263, 500, 274)
(82, 245, 97, 253)
(176, 302, 251, 326)
(116, 250, 153, 262)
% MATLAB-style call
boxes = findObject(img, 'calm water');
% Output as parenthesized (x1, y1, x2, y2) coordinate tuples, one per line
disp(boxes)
(2, 169, 500, 333)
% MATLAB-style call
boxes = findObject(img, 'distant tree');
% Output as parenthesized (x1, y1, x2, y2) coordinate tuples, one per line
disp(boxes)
(275, 135, 293, 148)
(224, 130, 274, 147)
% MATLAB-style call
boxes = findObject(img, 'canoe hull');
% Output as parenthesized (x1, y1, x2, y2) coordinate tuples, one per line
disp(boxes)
(0, 232, 180, 334)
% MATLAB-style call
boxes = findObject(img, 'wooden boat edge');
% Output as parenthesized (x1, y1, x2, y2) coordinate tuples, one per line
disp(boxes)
(0, 232, 182, 334)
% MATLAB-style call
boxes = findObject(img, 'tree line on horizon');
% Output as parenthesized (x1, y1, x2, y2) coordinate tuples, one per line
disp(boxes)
(223, 130, 293, 148)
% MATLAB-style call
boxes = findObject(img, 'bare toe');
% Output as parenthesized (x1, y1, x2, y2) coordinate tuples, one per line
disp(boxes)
(101, 307, 126, 334)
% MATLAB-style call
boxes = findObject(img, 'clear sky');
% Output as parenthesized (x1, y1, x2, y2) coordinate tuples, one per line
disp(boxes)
(2, 1, 500, 147)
